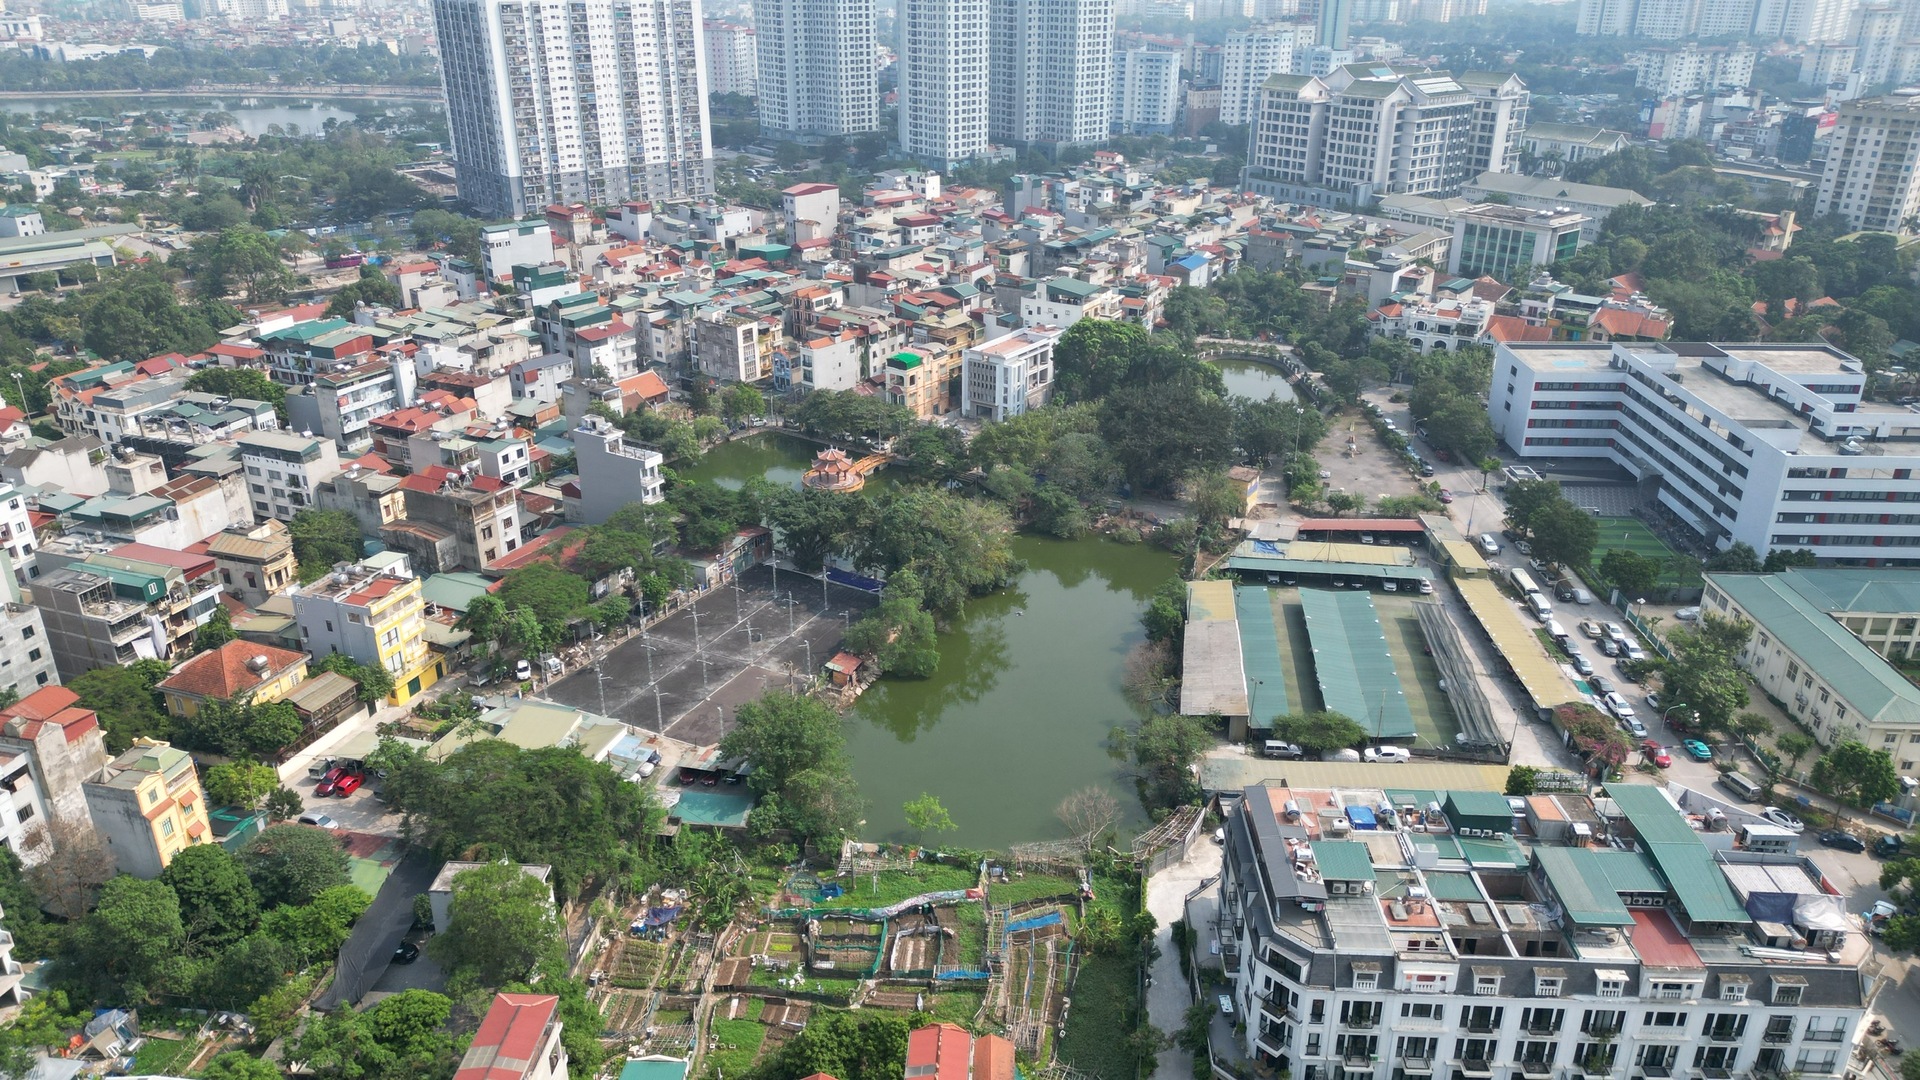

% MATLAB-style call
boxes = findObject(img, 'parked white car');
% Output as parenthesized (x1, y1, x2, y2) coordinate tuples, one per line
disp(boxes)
(1604, 692, 1637, 720)
(1760, 808, 1805, 833)
(1364, 745, 1412, 763)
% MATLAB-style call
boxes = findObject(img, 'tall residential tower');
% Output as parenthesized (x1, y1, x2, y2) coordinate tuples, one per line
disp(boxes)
(755, 0, 879, 139)
(899, 0, 990, 165)
(989, 0, 1117, 147)
(431, 0, 714, 219)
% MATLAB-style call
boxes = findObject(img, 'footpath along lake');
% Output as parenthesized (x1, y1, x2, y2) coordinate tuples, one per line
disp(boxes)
(682, 433, 1170, 848)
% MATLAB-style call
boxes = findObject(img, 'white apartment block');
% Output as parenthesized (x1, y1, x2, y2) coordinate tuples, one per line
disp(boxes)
(430, 0, 714, 220)
(962, 326, 1061, 421)
(1020, 276, 1121, 327)
(898, 0, 990, 166)
(989, 0, 1117, 147)
(481, 221, 556, 284)
(214, 0, 290, 17)
(1245, 67, 1504, 205)
(798, 329, 865, 392)
(1220, 781, 1873, 1080)
(1490, 341, 1920, 560)
(238, 431, 344, 523)
(1579, 0, 1854, 38)
(1221, 24, 1314, 126)
(703, 19, 757, 96)
(1460, 72, 1530, 179)
(1849, 5, 1902, 89)
(568, 415, 664, 525)
(1814, 91, 1920, 234)
(694, 311, 778, 383)
(1112, 47, 1181, 135)
(754, 0, 879, 138)
(1629, 44, 1756, 97)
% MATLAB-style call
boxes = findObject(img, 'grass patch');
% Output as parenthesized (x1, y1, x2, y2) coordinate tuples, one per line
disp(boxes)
(1586, 516, 1699, 591)
(703, 1018, 767, 1080)
(653, 1008, 693, 1025)
(1057, 952, 1139, 1080)
(810, 862, 977, 909)
(133, 1037, 200, 1075)
(928, 989, 986, 1029)
(986, 873, 1079, 906)
(741, 997, 766, 1022)
(954, 903, 987, 969)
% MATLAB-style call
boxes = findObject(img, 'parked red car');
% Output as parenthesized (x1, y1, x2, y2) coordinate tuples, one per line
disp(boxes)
(315, 766, 348, 796)
(333, 772, 365, 797)
(1642, 740, 1671, 768)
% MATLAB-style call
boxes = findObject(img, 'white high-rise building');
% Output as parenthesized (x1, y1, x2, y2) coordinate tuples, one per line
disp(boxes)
(1580, 0, 1854, 38)
(898, 0, 989, 166)
(1112, 46, 1181, 134)
(1628, 43, 1757, 95)
(755, 0, 879, 139)
(989, 0, 1116, 147)
(1851, 3, 1902, 85)
(1315, 0, 1350, 49)
(1815, 90, 1920, 234)
(431, 0, 714, 220)
(704, 19, 758, 96)
(1220, 23, 1314, 125)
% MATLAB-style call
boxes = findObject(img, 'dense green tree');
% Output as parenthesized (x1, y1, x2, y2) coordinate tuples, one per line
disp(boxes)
(428, 861, 564, 996)
(56, 875, 185, 1004)
(186, 366, 287, 420)
(375, 740, 660, 899)
(325, 264, 401, 318)
(790, 388, 914, 442)
(1501, 479, 1564, 536)
(0, 991, 90, 1077)
(182, 696, 304, 759)
(1775, 730, 1817, 777)
(893, 423, 971, 485)
(720, 382, 765, 422)
(1098, 373, 1236, 494)
(179, 226, 297, 303)
(1269, 711, 1368, 753)
(292, 989, 460, 1080)
(763, 486, 859, 572)
(160, 844, 260, 954)
(1528, 499, 1600, 568)
(849, 488, 1022, 614)
(0, 846, 56, 958)
(239, 823, 351, 908)
(1812, 739, 1901, 809)
(1141, 578, 1186, 645)
(762, 1012, 910, 1080)
(1704, 541, 1763, 573)
(496, 561, 591, 640)
(194, 605, 238, 653)
(1659, 613, 1754, 735)
(257, 884, 371, 967)
(1762, 547, 1819, 571)
(67, 661, 172, 752)
(289, 509, 365, 582)
(1133, 713, 1212, 810)
(312, 649, 395, 705)
(720, 691, 864, 842)
(1424, 394, 1498, 463)
(842, 570, 940, 677)
(1599, 549, 1663, 597)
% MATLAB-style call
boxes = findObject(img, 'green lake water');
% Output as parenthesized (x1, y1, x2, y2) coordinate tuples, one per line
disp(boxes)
(1213, 357, 1296, 401)
(682, 433, 1169, 849)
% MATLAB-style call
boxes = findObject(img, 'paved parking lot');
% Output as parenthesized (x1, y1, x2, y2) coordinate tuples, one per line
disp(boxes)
(543, 564, 877, 744)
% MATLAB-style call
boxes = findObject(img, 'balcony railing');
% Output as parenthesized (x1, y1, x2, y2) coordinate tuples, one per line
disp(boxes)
(1526, 1023, 1562, 1036)
(1520, 1061, 1553, 1077)
(1802, 1032, 1847, 1044)
(1762, 1033, 1793, 1045)
(1344, 1016, 1379, 1030)
(1705, 1030, 1743, 1044)
(1402, 1060, 1433, 1075)
(1467, 1020, 1500, 1034)
(1458, 1060, 1495, 1078)
(1641, 1064, 1673, 1078)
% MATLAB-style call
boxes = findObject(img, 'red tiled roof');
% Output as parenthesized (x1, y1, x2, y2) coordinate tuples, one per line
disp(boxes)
(0, 687, 98, 744)
(1487, 315, 1553, 343)
(1590, 307, 1672, 341)
(110, 543, 216, 579)
(486, 525, 579, 575)
(783, 182, 839, 197)
(454, 993, 559, 1080)
(157, 640, 307, 701)
(907, 1022, 974, 1080)
(1628, 908, 1701, 968)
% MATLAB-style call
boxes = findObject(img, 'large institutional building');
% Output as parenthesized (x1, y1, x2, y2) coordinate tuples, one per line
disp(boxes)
(1489, 341, 1920, 563)
(431, 0, 714, 219)
(1244, 65, 1528, 205)
(1221, 779, 1874, 1080)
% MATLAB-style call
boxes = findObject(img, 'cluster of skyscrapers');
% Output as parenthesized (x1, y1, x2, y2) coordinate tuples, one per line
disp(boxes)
(431, 0, 1138, 213)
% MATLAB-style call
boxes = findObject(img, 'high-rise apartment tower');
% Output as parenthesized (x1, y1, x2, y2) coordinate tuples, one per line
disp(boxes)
(755, 0, 879, 138)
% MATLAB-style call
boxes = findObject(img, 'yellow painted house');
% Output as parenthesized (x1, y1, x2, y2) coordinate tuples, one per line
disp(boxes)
(289, 564, 443, 705)
(82, 738, 212, 879)
(156, 640, 310, 718)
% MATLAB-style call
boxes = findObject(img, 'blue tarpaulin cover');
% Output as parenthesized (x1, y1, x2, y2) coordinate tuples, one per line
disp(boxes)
(1346, 805, 1379, 830)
